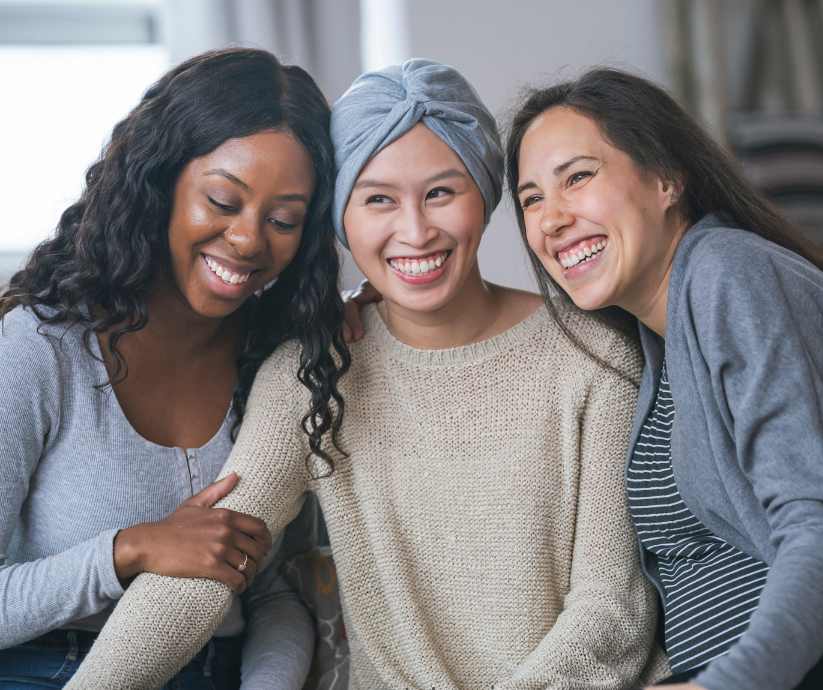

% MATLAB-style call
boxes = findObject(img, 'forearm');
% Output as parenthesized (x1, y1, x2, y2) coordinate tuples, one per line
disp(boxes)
(64, 571, 233, 689)
(695, 539, 823, 690)
(0, 529, 123, 649)
(496, 574, 664, 689)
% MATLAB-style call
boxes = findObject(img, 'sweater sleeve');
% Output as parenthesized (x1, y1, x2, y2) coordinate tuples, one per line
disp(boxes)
(0, 309, 124, 649)
(497, 340, 667, 690)
(64, 345, 312, 690)
(684, 241, 823, 690)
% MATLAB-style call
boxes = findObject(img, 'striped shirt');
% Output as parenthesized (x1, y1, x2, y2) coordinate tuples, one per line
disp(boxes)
(627, 361, 770, 673)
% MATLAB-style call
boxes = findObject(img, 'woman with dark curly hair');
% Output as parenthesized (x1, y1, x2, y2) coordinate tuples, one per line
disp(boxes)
(0, 48, 349, 689)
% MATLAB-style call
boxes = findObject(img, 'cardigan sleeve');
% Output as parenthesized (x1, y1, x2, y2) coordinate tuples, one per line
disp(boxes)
(496, 336, 668, 689)
(64, 344, 312, 690)
(684, 238, 823, 690)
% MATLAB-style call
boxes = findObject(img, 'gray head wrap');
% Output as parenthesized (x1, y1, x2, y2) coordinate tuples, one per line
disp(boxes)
(331, 58, 504, 247)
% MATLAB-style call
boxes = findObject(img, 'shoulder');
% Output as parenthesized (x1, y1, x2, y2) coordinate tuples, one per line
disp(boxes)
(0, 306, 64, 368)
(552, 301, 643, 386)
(255, 340, 304, 388)
(248, 340, 314, 413)
(677, 224, 823, 311)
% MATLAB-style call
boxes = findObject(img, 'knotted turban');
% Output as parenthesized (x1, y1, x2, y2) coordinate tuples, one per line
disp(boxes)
(331, 58, 504, 247)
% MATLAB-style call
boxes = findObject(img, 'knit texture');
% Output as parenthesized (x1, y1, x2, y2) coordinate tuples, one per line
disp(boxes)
(67, 304, 668, 689)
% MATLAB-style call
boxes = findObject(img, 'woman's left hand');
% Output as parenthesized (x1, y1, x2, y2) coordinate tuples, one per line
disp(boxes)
(341, 280, 382, 343)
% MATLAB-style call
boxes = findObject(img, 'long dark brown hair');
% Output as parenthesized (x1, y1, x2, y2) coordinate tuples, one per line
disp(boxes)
(0, 48, 350, 468)
(506, 67, 823, 367)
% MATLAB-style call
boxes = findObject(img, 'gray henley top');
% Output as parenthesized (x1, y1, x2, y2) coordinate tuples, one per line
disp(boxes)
(0, 305, 312, 688)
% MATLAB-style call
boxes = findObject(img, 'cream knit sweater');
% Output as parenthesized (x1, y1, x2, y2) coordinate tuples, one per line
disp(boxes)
(66, 304, 667, 690)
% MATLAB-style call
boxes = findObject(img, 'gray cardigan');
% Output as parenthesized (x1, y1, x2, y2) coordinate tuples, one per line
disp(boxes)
(0, 306, 313, 688)
(629, 215, 823, 690)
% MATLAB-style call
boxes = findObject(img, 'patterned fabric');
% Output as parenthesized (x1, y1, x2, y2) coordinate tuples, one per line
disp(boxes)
(628, 361, 770, 673)
(283, 548, 349, 690)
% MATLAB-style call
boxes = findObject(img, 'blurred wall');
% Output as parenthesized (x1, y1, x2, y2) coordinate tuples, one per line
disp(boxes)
(340, 0, 670, 290)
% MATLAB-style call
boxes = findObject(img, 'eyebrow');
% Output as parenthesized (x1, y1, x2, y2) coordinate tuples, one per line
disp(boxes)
(353, 168, 467, 190)
(204, 168, 250, 191)
(203, 168, 309, 204)
(516, 155, 600, 195)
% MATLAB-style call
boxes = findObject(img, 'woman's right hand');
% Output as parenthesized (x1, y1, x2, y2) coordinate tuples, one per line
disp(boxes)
(342, 280, 382, 343)
(113, 473, 272, 593)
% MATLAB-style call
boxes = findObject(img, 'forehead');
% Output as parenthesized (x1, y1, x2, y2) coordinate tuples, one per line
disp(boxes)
(519, 107, 609, 166)
(356, 123, 467, 182)
(188, 130, 314, 187)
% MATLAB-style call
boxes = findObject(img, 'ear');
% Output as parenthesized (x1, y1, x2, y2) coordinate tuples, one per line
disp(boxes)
(658, 175, 684, 211)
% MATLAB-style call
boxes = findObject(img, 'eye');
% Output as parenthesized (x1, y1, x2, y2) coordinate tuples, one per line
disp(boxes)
(365, 194, 393, 205)
(207, 196, 238, 213)
(268, 217, 299, 232)
(426, 186, 453, 200)
(520, 194, 542, 209)
(565, 169, 597, 189)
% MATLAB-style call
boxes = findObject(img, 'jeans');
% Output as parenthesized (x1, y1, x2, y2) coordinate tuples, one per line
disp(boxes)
(0, 629, 242, 689)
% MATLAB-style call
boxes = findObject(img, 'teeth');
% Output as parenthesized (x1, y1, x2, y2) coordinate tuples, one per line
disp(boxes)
(389, 252, 449, 276)
(559, 240, 606, 269)
(204, 256, 252, 285)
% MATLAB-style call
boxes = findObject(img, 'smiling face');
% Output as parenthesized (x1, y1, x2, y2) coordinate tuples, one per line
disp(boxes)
(342, 123, 486, 315)
(516, 107, 684, 318)
(165, 129, 314, 320)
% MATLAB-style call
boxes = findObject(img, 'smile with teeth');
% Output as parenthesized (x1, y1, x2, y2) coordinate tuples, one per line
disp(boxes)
(558, 239, 607, 269)
(388, 251, 449, 276)
(204, 255, 253, 285)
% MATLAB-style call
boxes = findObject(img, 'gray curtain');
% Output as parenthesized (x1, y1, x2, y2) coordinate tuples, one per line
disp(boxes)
(161, 0, 362, 101)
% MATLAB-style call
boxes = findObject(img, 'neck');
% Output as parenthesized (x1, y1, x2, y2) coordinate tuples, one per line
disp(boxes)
(624, 214, 690, 338)
(380, 263, 502, 349)
(131, 280, 240, 358)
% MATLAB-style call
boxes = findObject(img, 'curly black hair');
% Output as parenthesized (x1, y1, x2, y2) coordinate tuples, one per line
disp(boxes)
(0, 48, 350, 467)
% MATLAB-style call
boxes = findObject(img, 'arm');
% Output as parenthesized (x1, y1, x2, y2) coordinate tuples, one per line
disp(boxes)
(239, 498, 321, 690)
(685, 243, 823, 690)
(497, 350, 666, 690)
(65, 346, 311, 690)
(0, 311, 125, 648)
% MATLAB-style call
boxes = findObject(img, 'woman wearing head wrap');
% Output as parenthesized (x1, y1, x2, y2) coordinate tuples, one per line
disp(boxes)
(67, 60, 666, 689)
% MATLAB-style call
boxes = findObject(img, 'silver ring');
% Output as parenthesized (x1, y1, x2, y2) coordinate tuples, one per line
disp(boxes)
(238, 552, 249, 573)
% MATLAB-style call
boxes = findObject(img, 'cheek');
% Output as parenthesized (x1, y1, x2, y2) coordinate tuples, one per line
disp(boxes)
(345, 210, 390, 267)
(272, 231, 304, 270)
(523, 216, 548, 258)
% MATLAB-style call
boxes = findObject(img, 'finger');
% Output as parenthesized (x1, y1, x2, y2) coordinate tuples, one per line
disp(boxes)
(231, 532, 269, 564)
(342, 301, 361, 338)
(221, 510, 272, 545)
(342, 321, 353, 344)
(185, 473, 239, 508)
(353, 280, 382, 305)
(212, 562, 248, 593)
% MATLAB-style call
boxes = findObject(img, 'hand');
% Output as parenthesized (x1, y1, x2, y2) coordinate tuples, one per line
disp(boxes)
(114, 473, 273, 593)
(341, 280, 382, 343)
(646, 684, 707, 689)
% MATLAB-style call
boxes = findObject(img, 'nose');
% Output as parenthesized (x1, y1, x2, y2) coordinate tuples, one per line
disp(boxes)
(538, 198, 573, 237)
(395, 204, 438, 248)
(224, 212, 267, 259)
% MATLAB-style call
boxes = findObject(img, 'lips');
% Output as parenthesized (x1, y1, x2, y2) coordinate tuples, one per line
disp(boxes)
(556, 236, 607, 270)
(387, 250, 450, 276)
